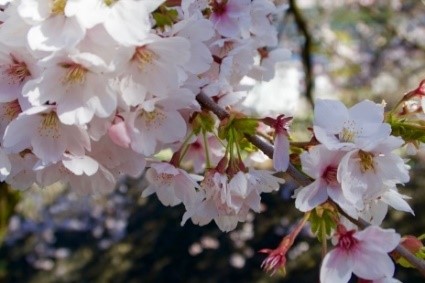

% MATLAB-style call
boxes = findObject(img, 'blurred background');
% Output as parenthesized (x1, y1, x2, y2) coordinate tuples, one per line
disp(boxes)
(1, 0, 425, 282)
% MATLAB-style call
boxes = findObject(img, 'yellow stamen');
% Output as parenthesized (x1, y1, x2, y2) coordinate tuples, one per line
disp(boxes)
(6, 55, 31, 83)
(38, 112, 60, 139)
(51, 0, 67, 15)
(358, 150, 375, 173)
(60, 63, 88, 85)
(340, 127, 356, 143)
(104, 0, 119, 6)
(132, 46, 158, 71)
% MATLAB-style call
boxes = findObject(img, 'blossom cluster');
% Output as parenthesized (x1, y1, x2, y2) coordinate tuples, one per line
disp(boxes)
(295, 99, 413, 225)
(1, 1, 423, 282)
(0, 0, 287, 198)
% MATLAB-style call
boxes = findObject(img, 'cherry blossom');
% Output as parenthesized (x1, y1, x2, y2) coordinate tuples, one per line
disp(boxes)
(295, 145, 356, 215)
(3, 105, 90, 164)
(143, 162, 200, 207)
(320, 225, 400, 283)
(313, 99, 392, 151)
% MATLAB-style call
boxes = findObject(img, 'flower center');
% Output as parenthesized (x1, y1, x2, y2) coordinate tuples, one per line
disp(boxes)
(51, 0, 67, 15)
(2, 100, 21, 120)
(338, 120, 360, 143)
(157, 173, 174, 185)
(132, 46, 158, 71)
(210, 0, 228, 15)
(322, 166, 338, 186)
(4, 55, 31, 84)
(192, 141, 202, 150)
(60, 63, 88, 85)
(358, 150, 375, 173)
(39, 112, 60, 139)
(141, 109, 166, 130)
(103, 0, 119, 6)
(337, 230, 358, 251)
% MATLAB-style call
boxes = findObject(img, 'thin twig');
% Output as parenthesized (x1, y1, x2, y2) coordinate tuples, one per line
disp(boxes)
(195, 92, 425, 277)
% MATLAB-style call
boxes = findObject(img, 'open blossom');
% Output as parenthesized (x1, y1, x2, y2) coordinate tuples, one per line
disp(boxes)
(18, 0, 86, 51)
(209, 0, 251, 38)
(3, 105, 91, 164)
(35, 153, 116, 195)
(0, 45, 37, 103)
(65, 0, 163, 46)
(182, 134, 223, 173)
(126, 95, 190, 156)
(182, 169, 281, 232)
(295, 145, 356, 215)
(122, 34, 191, 97)
(337, 136, 410, 206)
(320, 225, 400, 283)
(143, 162, 200, 207)
(313, 99, 391, 151)
(23, 51, 116, 125)
(359, 185, 414, 225)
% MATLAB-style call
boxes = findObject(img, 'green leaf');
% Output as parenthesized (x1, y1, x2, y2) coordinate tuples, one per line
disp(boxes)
(308, 204, 338, 242)
(192, 112, 216, 135)
(152, 7, 178, 29)
(387, 115, 425, 143)
(233, 118, 259, 136)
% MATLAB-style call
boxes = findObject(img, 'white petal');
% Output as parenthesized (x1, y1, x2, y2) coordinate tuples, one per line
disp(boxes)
(352, 246, 395, 280)
(381, 189, 414, 215)
(314, 99, 347, 134)
(355, 226, 400, 253)
(273, 133, 289, 171)
(62, 155, 99, 176)
(320, 249, 353, 283)
(295, 180, 328, 212)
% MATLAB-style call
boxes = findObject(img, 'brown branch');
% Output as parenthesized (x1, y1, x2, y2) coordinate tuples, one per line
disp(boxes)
(288, 0, 314, 108)
(195, 92, 425, 277)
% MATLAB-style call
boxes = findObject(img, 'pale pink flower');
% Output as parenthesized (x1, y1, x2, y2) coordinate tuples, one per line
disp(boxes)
(182, 134, 223, 173)
(143, 162, 200, 207)
(320, 225, 400, 283)
(295, 145, 356, 215)
(182, 169, 281, 232)
(167, 16, 214, 75)
(3, 105, 91, 164)
(209, 0, 251, 38)
(35, 153, 116, 195)
(23, 51, 116, 125)
(89, 136, 146, 179)
(121, 34, 190, 97)
(337, 136, 410, 206)
(126, 95, 191, 156)
(5, 151, 37, 189)
(250, 0, 278, 46)
(18, 0, 86, 51)
(359, 186, 414, 225)
(313, 99, 391, 151)
(0, 45, 37, 103)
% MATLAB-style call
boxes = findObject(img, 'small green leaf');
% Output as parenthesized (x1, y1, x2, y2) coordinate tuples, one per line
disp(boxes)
(308, 204, 338, 242)
(152, 7, 178, 29)
(192, 111, 216, 135)
(387, 115, 425, 143)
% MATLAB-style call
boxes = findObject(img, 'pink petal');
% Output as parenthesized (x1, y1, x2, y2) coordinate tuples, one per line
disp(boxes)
(108, 120, 131, 148)
(320, 248, 353, 283)
(273, 133, 289, 171)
